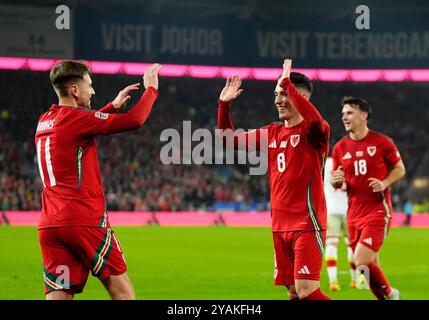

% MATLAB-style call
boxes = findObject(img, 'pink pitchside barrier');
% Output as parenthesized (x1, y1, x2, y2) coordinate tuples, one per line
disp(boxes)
(2, 211, 429, 228)
(2, 56, 429, 82)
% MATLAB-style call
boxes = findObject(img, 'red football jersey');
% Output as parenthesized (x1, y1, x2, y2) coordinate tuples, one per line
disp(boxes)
(332, 130, 402, 223)
(35, 87, 158, 229)
(218, 78, 330, 232)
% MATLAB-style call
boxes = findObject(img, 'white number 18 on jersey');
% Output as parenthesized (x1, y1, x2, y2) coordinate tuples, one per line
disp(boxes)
(354, 159, 367, 176)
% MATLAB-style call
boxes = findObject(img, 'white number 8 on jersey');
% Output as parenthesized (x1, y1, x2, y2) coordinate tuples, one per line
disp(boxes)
(277, 152, 286, 173)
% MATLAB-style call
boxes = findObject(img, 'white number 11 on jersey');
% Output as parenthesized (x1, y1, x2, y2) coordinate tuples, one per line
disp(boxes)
(37, 137, 56, 187)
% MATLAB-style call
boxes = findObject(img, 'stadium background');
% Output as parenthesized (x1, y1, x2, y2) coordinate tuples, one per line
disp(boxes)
(0, 0, 428, 299)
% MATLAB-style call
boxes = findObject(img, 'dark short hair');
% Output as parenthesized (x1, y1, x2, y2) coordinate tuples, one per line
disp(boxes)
(290, 72, 313, 96)
(50, 60, 91, 96)
(341, 96, 372, 119)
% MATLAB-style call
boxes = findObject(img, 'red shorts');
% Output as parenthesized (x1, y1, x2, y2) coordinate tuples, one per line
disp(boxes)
(273, 230, 326, 286)
(39, 227, 127, 295)
(348, 218, 391, 252)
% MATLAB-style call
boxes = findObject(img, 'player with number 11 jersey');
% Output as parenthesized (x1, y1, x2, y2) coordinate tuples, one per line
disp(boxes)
(35, 61, 160, 299)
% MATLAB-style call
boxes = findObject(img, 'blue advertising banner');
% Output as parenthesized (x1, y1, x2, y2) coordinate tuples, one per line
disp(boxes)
(75, 10, 429, 68)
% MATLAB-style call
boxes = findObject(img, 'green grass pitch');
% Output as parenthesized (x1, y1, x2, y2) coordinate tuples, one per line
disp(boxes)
(0, 226, 428, 300)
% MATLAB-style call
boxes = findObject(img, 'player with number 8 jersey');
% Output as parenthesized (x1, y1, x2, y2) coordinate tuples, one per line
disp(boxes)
(217, 59, 331, 300)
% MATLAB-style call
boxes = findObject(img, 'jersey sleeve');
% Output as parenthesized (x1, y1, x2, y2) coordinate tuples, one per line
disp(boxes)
(279, 78, 330, 141)
(218, 99, 269, 151)
(67, 108, 115, 137)
(98, 102, 117, 114)
(332, 144, 342, 170)
(382, 136, 402, 166)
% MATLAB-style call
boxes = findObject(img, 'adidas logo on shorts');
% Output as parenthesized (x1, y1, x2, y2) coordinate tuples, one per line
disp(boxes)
(363, 237, 373, 246)
(297, 265, 311, 275)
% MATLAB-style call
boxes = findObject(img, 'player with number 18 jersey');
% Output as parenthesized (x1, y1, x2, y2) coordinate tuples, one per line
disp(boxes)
(332, 130, 402, 251)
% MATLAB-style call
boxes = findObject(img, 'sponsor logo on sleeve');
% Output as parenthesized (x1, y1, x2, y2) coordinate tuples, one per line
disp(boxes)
(95, 111, 109, 120)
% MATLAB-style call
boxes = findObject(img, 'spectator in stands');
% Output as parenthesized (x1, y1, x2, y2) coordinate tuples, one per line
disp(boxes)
(0, 70, 426, 212)
(403, 198, 414, 226)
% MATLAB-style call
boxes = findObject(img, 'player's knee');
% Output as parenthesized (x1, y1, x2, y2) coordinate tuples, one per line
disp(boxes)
(354, 253, 374, 266)
(109, 283, 135, 300)
(295, 282, 319, 299)
(325, 238, 339, 261)
(102, 274, 136, 300)
(46, 290, 74, 300)
(326, 237, 339, 246)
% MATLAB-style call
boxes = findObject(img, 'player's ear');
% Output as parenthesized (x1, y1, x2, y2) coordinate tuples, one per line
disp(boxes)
(69, 84, 79, 99)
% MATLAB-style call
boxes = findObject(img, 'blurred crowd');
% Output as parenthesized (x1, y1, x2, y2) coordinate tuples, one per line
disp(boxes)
(1, 70, 427, 212)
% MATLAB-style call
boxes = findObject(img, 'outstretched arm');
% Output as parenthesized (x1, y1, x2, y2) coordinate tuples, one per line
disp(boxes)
(98, 102, 116, 114)
(72, 64, 160, 138)
(105, 64, 160, 134)
(217, 75, 266, 151)
(98, 83, 142, 114)
(218, 75, 243, 131)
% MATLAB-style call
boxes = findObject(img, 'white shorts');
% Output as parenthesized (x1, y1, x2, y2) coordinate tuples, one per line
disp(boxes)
(326, 214, 348, 238)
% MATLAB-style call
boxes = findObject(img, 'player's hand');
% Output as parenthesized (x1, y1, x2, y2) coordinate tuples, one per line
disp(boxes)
(331, 165, 345, 188)
(112, 83, 141, 109)
(143, 63, 161, 90)
(278, 58, 292, 85)
(219, 75, 244, 102)
(368, 178, 386, 193)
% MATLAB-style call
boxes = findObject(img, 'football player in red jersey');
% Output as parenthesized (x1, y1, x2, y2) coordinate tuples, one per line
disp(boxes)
(218, 59, 331, 300)
(331, 97, 405, 300)
(35, 61, 160, 299)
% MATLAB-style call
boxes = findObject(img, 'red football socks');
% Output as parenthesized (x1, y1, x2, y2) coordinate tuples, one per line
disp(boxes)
(367, 262, 392, 299)
(301, 288, 332, 300)
(326, 260, 337, 268)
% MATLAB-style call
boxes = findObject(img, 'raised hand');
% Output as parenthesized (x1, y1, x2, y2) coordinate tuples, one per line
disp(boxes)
(143, 63, 161, 90)
(219, 75, 244, 102)
(112, 83, 141, 109)
(278, 58, 292, 85)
